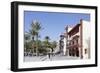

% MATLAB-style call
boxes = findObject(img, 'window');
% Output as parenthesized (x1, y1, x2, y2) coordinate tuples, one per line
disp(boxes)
(76, 39, 78, 44)
(72, 41, 74, 45)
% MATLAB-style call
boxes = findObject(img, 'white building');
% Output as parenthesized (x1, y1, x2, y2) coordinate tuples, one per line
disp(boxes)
(82, 20, 91, 59)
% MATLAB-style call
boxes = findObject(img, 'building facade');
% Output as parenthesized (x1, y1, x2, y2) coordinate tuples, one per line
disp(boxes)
(59, 19, 90, 59)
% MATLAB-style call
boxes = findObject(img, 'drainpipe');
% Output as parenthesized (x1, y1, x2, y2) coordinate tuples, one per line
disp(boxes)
(80, 19, 83, 59)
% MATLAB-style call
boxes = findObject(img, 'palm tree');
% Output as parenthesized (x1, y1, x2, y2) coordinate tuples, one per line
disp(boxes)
(45, 36, 50, 47)
(29, 20, 42, 56)
(43, 36, 51, 53)
(29, 21, 41, 40)
(45, 36, 50, 42)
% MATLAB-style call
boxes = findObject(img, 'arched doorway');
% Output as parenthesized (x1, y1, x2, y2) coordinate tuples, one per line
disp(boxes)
(72, 48, 75, 56)
(76, 48, 79, 57)
(69, 49, 72, 56)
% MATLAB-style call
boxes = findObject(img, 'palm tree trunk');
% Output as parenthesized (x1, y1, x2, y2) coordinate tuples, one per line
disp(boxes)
(36, 35, 38, 56)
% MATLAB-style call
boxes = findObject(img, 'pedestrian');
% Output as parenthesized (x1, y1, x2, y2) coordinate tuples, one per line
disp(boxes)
(48, 53, 50, 59)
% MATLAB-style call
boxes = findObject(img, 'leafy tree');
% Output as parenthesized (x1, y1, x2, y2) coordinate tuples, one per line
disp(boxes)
(24, 40, 33, 53)
(24, 33, 31, 52)
(50, 41, 57, 53)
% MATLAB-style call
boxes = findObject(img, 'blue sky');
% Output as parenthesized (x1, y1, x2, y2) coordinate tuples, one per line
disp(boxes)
(24, 11, 90, 42)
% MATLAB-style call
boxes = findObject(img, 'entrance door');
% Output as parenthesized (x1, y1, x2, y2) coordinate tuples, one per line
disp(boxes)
(76, 48, 79, 57)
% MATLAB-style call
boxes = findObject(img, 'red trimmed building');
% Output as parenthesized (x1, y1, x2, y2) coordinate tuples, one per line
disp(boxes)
(60, 19, 90, 59)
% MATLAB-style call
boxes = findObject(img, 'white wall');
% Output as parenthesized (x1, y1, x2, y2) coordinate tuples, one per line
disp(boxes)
(0, 0, 99, 73)
(82, 20, 91, 59)
(63, 37, 66, 55)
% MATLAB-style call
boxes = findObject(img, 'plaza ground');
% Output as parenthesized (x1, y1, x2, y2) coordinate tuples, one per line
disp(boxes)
(24, 55, 80, 62)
